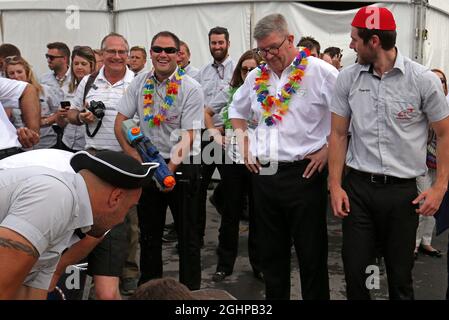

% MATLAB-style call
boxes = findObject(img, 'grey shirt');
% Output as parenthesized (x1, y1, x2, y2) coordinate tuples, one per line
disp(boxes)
(195, 57, 235, 127)
(39, 69, 72, 99)
(117, 68, 204, 159)
(0, 166, 93, 290)
(330, 50, 449, 178)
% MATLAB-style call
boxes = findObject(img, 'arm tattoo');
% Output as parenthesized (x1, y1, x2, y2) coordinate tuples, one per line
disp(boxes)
(0, 237, 39, 258)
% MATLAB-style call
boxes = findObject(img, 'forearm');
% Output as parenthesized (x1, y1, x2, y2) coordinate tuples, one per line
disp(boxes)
(434, 133, 449, 191)
(328, 132, 348, 188)
(67, 109, 81, 125)
(19, 84, 41, 133)
(54, 235, 102, 276)
(231, 118, 249, 157)
(114, 113, 136, 157)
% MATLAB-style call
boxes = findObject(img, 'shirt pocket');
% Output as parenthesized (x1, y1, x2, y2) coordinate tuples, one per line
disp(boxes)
(387, 98, 421, 123)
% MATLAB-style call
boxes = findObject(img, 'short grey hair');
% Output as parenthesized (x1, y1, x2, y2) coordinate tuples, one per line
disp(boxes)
(101, 32, 129, 51)
(253, 13, 289, 40)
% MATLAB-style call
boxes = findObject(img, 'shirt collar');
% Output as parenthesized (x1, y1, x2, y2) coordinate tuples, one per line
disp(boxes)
(150, 67, 179, 85)
(96, 66, 135, 84)
(212, 56, 232, 68)
(359, 47, 405, 76)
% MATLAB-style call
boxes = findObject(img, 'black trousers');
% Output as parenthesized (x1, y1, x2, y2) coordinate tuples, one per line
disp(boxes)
(0, 147, 23, 160)
(137, 162, 201, 290)
(198, 135, 225, 241)
(252, 161, 329, 300)
(342, 170, 419, 300)
(216, 163, 260, 275)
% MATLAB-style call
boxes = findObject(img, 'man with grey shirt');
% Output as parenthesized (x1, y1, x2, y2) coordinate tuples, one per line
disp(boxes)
(115, 31, 203, 290)
(195, 26, 235, 246)
(328, 7, 449, 300)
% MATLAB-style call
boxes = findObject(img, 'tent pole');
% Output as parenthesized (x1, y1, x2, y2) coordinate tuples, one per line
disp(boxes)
(412, 0, 428, 63)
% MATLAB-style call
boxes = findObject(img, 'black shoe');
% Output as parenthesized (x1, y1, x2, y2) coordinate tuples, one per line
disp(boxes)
(162, 229, 178, 242)
(419, 245, 442, 257)
(212, 271, 228, 282)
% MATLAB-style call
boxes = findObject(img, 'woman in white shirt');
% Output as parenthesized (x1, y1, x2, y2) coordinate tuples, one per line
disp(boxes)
(61, 46, 96, 152)
(5, 56, 63, 149)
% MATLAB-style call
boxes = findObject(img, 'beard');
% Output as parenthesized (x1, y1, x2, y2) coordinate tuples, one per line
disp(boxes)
(210, 47, 228, 62)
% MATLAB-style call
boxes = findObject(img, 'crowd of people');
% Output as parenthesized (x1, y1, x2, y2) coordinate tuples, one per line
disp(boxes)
(1, 6, 449, 300)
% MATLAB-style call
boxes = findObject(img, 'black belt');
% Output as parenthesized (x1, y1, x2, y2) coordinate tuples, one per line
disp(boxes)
(260, 159, 309, 168)
(0, 147, 22, 156)
(351, 169, 415, 184)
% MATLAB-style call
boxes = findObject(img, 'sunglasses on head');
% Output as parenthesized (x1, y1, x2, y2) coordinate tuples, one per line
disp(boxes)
(45, 54, 64, 61)
(4, 55, 21, 63)
(151, 46, 178, 54)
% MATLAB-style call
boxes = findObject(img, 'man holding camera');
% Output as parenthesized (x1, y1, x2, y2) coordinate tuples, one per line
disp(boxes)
(67, 32, 135, 299)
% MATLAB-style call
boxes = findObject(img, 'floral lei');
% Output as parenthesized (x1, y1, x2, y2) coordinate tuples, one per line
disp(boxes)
(253, 48, 310, 126)
(142, 67, 185, 127)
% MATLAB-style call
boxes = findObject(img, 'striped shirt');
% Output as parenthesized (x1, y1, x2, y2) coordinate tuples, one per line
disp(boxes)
(71, 66, 135, 151)
(195, 57, 235, 127)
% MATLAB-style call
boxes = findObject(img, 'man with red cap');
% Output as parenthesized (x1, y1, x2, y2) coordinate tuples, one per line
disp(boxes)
(328, 6, 449, 299)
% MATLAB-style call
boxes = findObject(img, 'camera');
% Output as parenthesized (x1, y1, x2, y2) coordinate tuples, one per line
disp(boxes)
(87, 100, 106, 119)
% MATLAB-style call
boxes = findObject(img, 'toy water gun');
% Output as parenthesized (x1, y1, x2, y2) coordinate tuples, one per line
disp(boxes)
(121, 119, 176, 191)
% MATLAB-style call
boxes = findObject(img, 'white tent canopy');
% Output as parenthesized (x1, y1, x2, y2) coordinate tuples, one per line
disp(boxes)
(0, 0, 448, 76)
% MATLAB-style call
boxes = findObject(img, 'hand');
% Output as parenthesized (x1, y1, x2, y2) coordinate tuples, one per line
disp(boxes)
(244, 151, 261, 174)
(303, 145, 328, 178)
(412, 185, 447, 216)
(80, 111, 95, 124)
(54, 108, 68, 127)
(329, 184, 350, 218)
(17, 127, 40, 148)
(213, 134, 229, 148)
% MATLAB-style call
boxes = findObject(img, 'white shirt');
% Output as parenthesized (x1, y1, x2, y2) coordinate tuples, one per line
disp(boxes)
(0, 78, 27, 149)
(229, 55, 338, 162)
(71, 66, 135, 151)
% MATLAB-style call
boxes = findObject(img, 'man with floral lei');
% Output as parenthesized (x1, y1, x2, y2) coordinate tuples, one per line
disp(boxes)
(115, 31, 204, 290)
(229, 14, 338, 300)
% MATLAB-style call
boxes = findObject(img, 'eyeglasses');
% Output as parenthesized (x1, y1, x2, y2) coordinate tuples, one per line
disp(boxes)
(256, 37, 287, 57)
(104, 49, 129, 56)
(45, 54, 65, 61)
(241, 66, 255, 74)
(151, 46, 178, 54)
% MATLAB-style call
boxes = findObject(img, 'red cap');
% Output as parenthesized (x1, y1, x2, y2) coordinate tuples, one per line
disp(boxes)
(351, 6, 396, 31)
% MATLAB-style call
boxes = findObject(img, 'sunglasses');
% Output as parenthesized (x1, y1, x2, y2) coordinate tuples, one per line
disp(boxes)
(241, 66, 255, 73)
(46, 54, 64, 61)
(151, 46, 178, 54)
(4, 55, 21, 63)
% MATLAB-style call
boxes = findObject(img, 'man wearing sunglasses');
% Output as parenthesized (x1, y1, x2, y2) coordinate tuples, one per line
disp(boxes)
(67, 32, 135, 300)
(230, 14, 338, 300)
(115, 31, 204, 291)
(40, 42, 71, 96)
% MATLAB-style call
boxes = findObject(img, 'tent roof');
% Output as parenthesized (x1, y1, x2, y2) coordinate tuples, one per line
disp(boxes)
(0, 0, 107, 10)
(113, 0, 411, 11)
